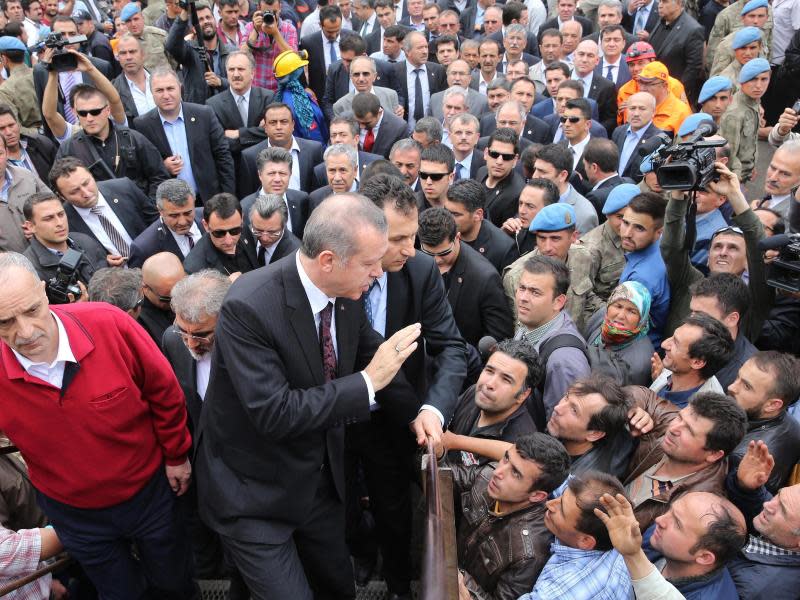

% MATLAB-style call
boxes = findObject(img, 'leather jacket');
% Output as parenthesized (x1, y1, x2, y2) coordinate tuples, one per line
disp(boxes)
(452, 463, 552, 600)
(731, 412, 800, 494)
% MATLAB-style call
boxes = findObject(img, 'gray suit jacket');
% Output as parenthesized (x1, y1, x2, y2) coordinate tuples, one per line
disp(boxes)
(562, 185, 599, 235)
(333, 86, 400, 117)
(428, 88, 489, 122)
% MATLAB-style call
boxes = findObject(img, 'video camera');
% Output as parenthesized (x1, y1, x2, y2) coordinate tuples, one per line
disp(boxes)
(46, 249, 84, 304)
(44, 31, 88, 72)
(647, 121, 727, 192)
(759, 233, 800, 293)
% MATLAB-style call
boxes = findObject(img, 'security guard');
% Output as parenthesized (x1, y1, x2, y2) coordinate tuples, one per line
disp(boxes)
(719, 58, 771, 182)
(503, 203, 603, 335)
(120, 3, 172, 73)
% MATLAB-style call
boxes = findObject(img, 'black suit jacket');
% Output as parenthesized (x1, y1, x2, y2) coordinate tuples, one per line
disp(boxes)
(205, 86, 275, 155)
(479, 113, 550, 144)
(240, 188, 311, 240)
(127, 208, 204, 268)
(622, 5, 660, 34)
(370, 111, 410, 159)
(183, 232, 258, 275)
(584, 73, 618, 134)
(365, 27, 383, 55)
(612, 122, 665, 181)
(239, 137, 325, 199)
(477, 165, 527, 228)
(393, 61, 447, 123)
(33, 57, 113, 140)
(64, 178, 159, 247)
(463, 218, 514, 273)
(300, 31, 337, 106)
(459, 5, 481, 38)
(311, 150, 382, 190)
(134, 103, 236, 202)
(545, 112, 609, 141)
(538, 16, 593, 42)
(320, 59, 399, 122)
(20, 134, 56, 183)
(264, 231, 301, 264)
(308, 184, 335, 213)
(384, 252, 468, 420)
(648, 11, 705, 104)
(593, 60, 633, 91)
(112, 72, 141, 123)
(162, 328, 203, 436)
(585, 174, 626, 219)
(446, 243, 514, 346)
(489, 29, 540, 58)
(195, 256, 418, 542)
(137, 298, 174, 351)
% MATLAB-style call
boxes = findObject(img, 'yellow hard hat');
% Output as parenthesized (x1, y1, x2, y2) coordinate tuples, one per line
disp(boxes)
(274, 50, 309, 79)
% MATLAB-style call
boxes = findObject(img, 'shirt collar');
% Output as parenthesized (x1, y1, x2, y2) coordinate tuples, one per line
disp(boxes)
(629, 121, 653, 138)
(407, 61, 426, 75)
(568, 134, 590, 154)
(295, 252, 336, 315)
(11, 311, 76, 372)
(159, 105, 185, 125)
(231, 86, 252, 103)
(592, 174, 616, 191)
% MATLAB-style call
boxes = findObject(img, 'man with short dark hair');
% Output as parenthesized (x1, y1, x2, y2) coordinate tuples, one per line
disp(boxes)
(501, 178, 560, 262)
(560, 97, 594, 178)
(352, 91, 410, 159)
(478, 128, 526, 228)
(417, 143, 454, 210)
(395, 30, 447, 127)
(582, 138, 625, 216)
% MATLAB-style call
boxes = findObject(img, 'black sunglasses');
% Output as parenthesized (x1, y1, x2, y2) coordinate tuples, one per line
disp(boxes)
(420, 241, 455, 257)
(560, 115, 583, 123)
(144, 284, 171, 304)
(210, 226, 243, 238)
(487, 150, 516, 161)
(76, 106, 108, 117)
(419, 171, 449, 181)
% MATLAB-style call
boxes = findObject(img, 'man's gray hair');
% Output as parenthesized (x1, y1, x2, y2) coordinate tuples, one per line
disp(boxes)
(487, 77, 512, 93)
(414, 117, 443, 143)
(170, 269, 231, 322)
(389, 137, 422, 158)
(402, 30, 426, 53)
(149, 66, 181, 89)
(226, 50, 256, 70)
(777, 140, 800, 155)
(350, 55, 377, 74)
(156, 178, 193, 210)
(0, 252, 39, 282)
(257, 146, 293, 171)
(461, 39, 480, 52)
(496, 100, 527, 122)
(250, 193, 288, 225)
(505, 23, 527, 37)
(301, 193, 387, 264)
(442, 85, 468, 105)
(324, 143, 358, 168)
(449, 112, 479, 130)
(117, 32, 144, 50)
(598, 0, 623, 14)
(88, 267, 143, 311)
(330, 115, 360, 137)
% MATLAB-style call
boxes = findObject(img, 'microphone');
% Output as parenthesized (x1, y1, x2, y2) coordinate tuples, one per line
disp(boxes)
(682, 121, 718, 145)
(758, 234, 793, 252)
(637, 132, 672, 157)
(478, 336, 498, 361)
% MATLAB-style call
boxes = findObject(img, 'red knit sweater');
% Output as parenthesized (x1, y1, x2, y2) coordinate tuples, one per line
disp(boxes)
(0, 303, 192, 509)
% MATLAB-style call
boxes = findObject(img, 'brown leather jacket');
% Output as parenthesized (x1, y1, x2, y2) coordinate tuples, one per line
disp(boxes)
(452, 463, 552, 600)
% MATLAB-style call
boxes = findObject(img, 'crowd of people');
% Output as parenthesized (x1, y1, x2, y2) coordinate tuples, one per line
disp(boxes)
(0, 0, 799, 597)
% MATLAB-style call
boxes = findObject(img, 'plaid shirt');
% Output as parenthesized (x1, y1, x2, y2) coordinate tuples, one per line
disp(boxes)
(1, 525, 51, 599)
(744, 535, 800, 557)
(244, 19, 298, 92)
(519, 540, 633, 600)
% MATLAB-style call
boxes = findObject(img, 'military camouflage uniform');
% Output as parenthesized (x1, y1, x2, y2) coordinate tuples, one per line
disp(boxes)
(707, 0, 774, 67)
(719, 92, 760, 182)
(139, 26, 173, 72)
(502, 242, 604, 335)
(710, 31, 770, 77)
(717, 61, 743, 96)
(579, 221, 625, 303)
(0, 65, 41, 135)
(142, 0, 165, 27)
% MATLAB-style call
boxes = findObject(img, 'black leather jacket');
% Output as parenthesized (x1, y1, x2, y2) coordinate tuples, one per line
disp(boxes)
(731, 411, 800, 494)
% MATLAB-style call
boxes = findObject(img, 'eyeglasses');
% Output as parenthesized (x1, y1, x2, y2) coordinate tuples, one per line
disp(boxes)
(172, 325, 214, 343)
(419, 171, 449, 181)
(76, 106, 108, 117)
(209, 226, 243, 238)
(420, 241, 455, 257)
(712, 226, 744, 238)
(134, 296, 144, 309)
(560, 115, 583, 123)
(487, 150, 517, 161)
(144, 284, 171, 304)
(251, 226, 283, 239)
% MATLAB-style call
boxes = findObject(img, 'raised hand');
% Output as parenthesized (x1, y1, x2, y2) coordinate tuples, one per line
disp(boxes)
(594, 493, 643, 557)
(736, 440, 774, 491)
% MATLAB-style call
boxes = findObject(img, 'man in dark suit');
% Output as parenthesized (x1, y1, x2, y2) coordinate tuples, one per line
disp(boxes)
(357, 174, 467, 598)
(544, 80, 609, 142)
(244, 193, 301, 266)
(611, 91, 664, 181)
(300, 4, 344, 106)
(458, 0, 495, 39)
(0, 106, 56, 183)
(205, 51, 275, 158)
(531, 62, 602, 121)
(583, 5, 637, 48)
(448, 113, 485, 181)
(312, 116, 383, 190)
(418, 207, 514, 346)
(572, 40, 617, 134)
(128, 179, 204, 268)
(49, 157, 158, 260)
(594, 24, 633, 90)
(195, 194, 421, 599)
(134, 69, 236, 203)
(307, 144, 360, 212)
(623, 0, 660, 36)
(352, 92, 410, 159)
(581, 138, 628, 218)
(538, 0, 593, 42)
(138, 251, 184, 350)
(112, 34, 156, 123)
(394, 31, 447, 127)
(478, 79, 550, 143)
(648, 0, 705, 103)
(477, 128, 527, 227)
(239, 102, 325, 197)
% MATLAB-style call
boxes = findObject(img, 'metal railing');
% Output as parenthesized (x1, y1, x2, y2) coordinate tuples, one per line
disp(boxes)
(0, 555, 71, 597)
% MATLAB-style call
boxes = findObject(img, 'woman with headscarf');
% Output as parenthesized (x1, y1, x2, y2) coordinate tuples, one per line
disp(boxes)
(584, 281, 655, 386)
(273, 49, 328, 145)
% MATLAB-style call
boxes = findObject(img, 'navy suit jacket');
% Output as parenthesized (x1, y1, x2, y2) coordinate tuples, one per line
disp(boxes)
(240, 188, 311, 241)
(612, 122, 666, 181)
(128, 207, 204, 268)
(393, 60, 447, 122)
(532, 96, 600, 121)
(239, 137, 325, 198)
(594, 60, 632, 90)
(205, 86, 275, 155)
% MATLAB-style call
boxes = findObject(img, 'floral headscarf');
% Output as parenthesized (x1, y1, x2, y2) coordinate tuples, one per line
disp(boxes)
(596, 281, 652, 348)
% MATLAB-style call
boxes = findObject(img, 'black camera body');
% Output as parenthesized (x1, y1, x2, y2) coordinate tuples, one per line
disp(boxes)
(652, 140, 725, 191)
(262, 10, 276, 26)
(46, 249, 84, 304)
(44, 32, 88, 72)
(763, 234, 800, 293)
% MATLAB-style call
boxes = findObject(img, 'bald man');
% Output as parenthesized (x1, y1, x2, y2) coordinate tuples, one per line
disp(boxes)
(572, 39, 618, 134)
(611, 92, 664, 181)
(560, 21, 583, 64)
(138, 252, 185, 350)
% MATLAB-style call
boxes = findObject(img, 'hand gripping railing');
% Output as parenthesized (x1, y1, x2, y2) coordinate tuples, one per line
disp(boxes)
(0, 554, 71, 597)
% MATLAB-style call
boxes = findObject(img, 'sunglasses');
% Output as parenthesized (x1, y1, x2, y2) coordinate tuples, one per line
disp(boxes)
(210, 226, 243, 238)
(487, 150, 517, 161)
(76, 106, 108, 117)
(419, 171, 449, 181)
(420, 241, 455, 257)
(560, 116, 583, 123)
(712, 226, 744, 238)
(144, 284, 171, 304)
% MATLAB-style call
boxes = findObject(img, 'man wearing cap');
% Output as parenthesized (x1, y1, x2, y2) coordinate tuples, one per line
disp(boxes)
(698, 76, 734, 125)
(714, 26, 766, 90)
(119, 2, 171, 73)
(636, 62, 691, 135)
(75, 10, 115, 69)
(719, 58, 770, 182)
(616, 42, 686, 126)
(612, 91, 663, 182)
(647, 0, 705, 103)
(0, 36, 39, 135)
(707, 0, 772, 74)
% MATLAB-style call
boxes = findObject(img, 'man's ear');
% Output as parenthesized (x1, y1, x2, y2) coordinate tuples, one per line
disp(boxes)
(576, 533, 597, 551)
(201, 219, 210, 232)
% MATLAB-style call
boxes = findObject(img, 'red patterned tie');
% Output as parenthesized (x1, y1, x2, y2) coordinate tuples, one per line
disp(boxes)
(363, 127, 375, 153)
(319, 302, 337, 382)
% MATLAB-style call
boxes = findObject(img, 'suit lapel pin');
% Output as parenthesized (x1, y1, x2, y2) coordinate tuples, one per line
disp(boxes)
(458, 277, 463, 283)
(113, 198, 119, 203)
(191, 117, 196, 122)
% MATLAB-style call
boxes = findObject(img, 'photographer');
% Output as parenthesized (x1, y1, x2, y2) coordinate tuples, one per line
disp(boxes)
(244, 0, 298, 92)
(21, 192, 108, 303)
(165, 0, 231, 104)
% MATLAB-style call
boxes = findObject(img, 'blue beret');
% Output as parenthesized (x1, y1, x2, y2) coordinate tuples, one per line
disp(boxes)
(529, 203, 577, 232)
(733, 26, 761, 50)
(678, 113, 714, 137)
(739, 57, 771, 83)
(0, 36, 26, 52)
(741, 0, 768, 15)
(120, 3, 141, 22)
(698, 76, 733, 104)
(602, 183, 640, 215)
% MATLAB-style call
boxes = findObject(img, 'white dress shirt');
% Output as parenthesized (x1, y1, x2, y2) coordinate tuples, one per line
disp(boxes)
(567, 134, 591, 169)
(126, 70, 156, 116)
(196, 354, 211, 401)
(599, 58, 621, 84)
(11, 312, 76, 388)
(453, 152, 473, 179)
(406, 61, 430, 126)
(267, 137, 302, 191)
(169, 222, 203, 257)
(324, 35, 341, 72)
(73, 193, 133, 255)
(295, 252, 376, 404)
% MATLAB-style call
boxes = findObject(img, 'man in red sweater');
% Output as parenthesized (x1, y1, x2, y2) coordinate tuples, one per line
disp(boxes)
(0, 252, 196, 598)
